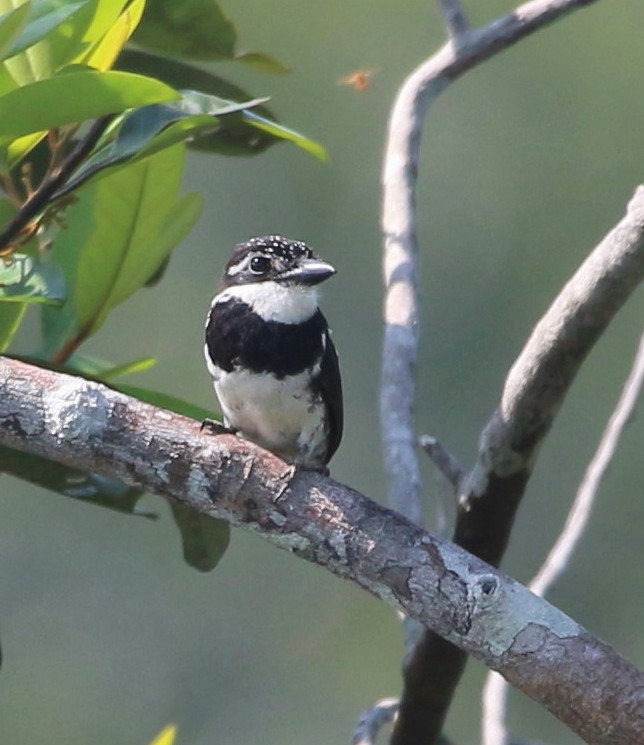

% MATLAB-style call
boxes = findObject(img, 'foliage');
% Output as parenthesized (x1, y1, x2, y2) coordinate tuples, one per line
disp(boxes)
(0, 0, 325, 572)
(149, 724, 177, 745)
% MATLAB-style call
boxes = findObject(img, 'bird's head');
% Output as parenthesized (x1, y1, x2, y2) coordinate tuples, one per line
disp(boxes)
(220, 235, 335, 289)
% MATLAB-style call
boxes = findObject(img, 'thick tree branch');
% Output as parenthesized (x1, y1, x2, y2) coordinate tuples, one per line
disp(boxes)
(394, 186, 644, 745)
(0, 356, 643, 745)
(378, 2, 644, 742)
(482, 331, 644, 745)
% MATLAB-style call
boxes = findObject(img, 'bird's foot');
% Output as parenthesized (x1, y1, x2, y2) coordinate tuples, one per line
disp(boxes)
(200, 418, 238, 436)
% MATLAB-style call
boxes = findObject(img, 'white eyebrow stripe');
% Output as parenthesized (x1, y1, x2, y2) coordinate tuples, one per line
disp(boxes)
(226, 257, 250, 276)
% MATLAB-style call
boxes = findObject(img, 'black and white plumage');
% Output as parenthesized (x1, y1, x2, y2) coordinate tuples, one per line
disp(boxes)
(204, 235, 343, 470)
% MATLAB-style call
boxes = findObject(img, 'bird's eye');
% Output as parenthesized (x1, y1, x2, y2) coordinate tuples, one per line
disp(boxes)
(249, 255, 272, 274)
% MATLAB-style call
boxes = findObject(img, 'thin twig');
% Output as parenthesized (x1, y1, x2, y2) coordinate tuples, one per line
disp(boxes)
(418, 434, 464, 489)
(0, 116, 113, 254)
(531, 331, 644, 596)
(481, 332, 644, 745)
(352, 699, 399, 745)
(438, 0, 470, 40)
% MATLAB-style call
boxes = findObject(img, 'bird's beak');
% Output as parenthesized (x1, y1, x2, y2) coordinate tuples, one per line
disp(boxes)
(283, 259, 336, 286)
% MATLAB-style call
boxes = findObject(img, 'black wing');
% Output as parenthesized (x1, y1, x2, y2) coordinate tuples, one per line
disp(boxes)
(316, 326, 343, 464)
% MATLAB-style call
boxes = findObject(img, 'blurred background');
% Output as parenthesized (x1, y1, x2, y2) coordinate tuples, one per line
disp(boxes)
(2, 1, 643, 743)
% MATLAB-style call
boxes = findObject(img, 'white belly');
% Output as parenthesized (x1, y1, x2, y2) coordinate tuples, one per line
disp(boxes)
(212, 367, 326, 463)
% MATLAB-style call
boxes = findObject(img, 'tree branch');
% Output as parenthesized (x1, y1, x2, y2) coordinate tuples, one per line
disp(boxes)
(393, 185, 644, 745)
(379, 0, 602, 561)
(482, 331, 644, 745)
(0, 356, 642, 745)
(352, 699, 399, 745)
(418, 434, 464, 489)
(379, 2, 644, 742)
(437, 0, 470, 41)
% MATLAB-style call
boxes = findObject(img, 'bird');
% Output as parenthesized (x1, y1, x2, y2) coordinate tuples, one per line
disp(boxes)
(203, 235, 343, 472)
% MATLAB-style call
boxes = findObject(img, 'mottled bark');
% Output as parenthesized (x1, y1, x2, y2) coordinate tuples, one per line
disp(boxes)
(0, 357, 642, 745)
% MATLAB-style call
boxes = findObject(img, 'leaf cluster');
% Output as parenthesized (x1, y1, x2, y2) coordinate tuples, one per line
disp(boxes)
(0, 0, 324, 571)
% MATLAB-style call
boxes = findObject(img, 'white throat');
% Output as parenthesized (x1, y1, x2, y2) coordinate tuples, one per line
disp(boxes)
(215, 281, 319, 323)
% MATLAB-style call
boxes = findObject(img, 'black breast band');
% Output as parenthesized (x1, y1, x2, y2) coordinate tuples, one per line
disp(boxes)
(206, 300, 327, 379)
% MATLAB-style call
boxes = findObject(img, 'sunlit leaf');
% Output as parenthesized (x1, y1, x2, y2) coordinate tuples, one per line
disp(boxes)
(99, 356, 157, 381)
(1, 0, 128, 86)
(42, 145, 197, 356)
(117, 50, 286, 156)
(54, 90, 323, 200)
(81, 0, 145, 71)
(0, 0, 132, 163)
(243, 110, 327, 161)
(0, 70, 178, 143)
(0, 2, 30, 61)
(6, 131, 44, 165)
(63, 0, 131, 64)
(0, 299, 25, 351)
(149, 724, 177, 745)
(171, 502, 230, 573)
(66, 351, 156, 380)
(0, 253, 65, 304)
(4, 0, 87, 60)
(53, 92, 267, 197)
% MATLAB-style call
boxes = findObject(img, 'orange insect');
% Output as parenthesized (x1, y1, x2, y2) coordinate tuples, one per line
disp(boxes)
(336, 68, 379, 91)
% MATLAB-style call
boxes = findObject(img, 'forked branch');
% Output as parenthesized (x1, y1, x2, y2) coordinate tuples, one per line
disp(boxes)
(0, 355, 642, 745)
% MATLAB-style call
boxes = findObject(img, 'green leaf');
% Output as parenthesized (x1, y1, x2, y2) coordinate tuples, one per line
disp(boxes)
(42, 145, 198, 356)
(0, 70, 178, 143)
(79, 0, 144, 71)
(0, 0, 129, 86)
(0, 253, 65, 304)
(115, 382, 217, 422)
(1, 0, 132, 163)
(235, 50, 291, 74)
(97, 356, 157, 381)
(66, 351, 156, 380)
(243, 110, 327, 161)
(149, 725, 177, 745)
(0, 443, 154, 518)
(131, 0, 290, 73)
(54, 88, 323, 199)
(53, 92, 269, 197)
(133, 0, 236, 60)
(0, 2, 31, 61)
(3, 0, 87, 60)
(118, 48, 276, 114)
(170, 501, 230, 573)
(0, 299, 26, 351)
(62, 0, 131, 65)
(117, 50, 290, 156)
